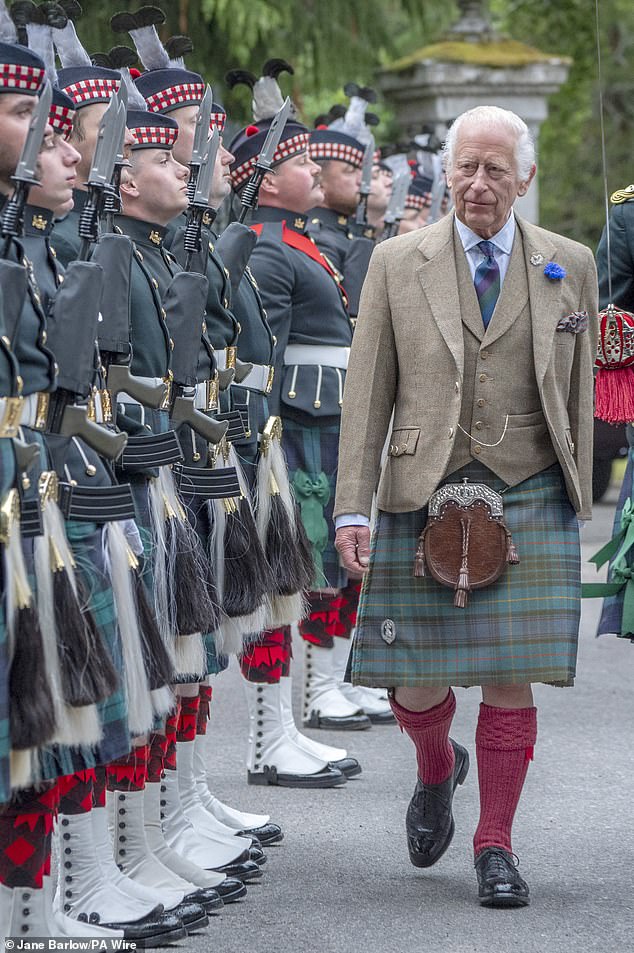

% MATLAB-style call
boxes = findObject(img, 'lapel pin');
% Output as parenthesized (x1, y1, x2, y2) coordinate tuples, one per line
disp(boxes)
(530, 253, 544, 266)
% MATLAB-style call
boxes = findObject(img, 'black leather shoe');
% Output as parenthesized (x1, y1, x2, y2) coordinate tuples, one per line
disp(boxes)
(237, 822, 284, 845)
(169, 901, 208, 933)
(183, 886, 223, 913)
(96, 912, 187, 947)
(406, 739, 469, 868)
(474, 847, 530, 907)
(248, 764, 347, 788)
(305, 710, 372, 730)
(249, 845, 266, 865)
(213, 858, 263, 882)
(330, 757, 362, 778)
(367, 710, 396, 725)
(215, 877, 247, 903)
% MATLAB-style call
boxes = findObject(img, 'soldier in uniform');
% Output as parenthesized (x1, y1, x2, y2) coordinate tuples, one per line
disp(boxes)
(306, 118, 393, 726)
(366, 156, 392, 234)
(132, 52, 284, 847)
(594, 184, 634, 642)
(398, 174, 433, 234)
(229, 104, 366, 786)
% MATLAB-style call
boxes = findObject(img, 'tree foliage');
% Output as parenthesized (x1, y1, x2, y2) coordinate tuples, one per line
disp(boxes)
(72, 0, 634, 246)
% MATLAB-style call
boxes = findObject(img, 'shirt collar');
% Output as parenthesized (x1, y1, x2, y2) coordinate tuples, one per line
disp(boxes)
(455, 209, 516, 255)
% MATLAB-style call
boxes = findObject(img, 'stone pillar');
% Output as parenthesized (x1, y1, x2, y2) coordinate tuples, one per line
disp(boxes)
(377, 1, 570, 223)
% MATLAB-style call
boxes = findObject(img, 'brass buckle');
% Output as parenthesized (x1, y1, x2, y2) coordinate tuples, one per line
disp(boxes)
(34, 392, 50, 430)
(225, 346, 237, 369)
(0, 488, 20, 545)
(38, 470, 59, 506)
(205, 376, 219, 412)
(100, 388, 113, 423)
(265, 365, 275, 395)
(0, 396, 23, 438)
(161, 372, 173, 411)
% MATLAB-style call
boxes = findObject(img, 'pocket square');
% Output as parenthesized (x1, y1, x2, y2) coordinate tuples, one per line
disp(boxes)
(556, 311, 588, 333)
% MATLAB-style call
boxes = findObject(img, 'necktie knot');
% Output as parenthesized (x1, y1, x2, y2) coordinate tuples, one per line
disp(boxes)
(477, 240, 497, 260)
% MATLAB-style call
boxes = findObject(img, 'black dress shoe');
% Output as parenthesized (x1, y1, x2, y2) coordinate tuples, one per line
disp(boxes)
(183, 886, 223, 913)
(330, 757, 362, 778)
(367, 710, 396, 725)
(213, 858, 263, 882)
(250, 845, 267, 865)
(406, 739, 469, 868)
(169, 901, 209, 933)
(474, 847, 530, 907)
(237, 822, 284, 846)
(215, 877, 247, 902)
(248, 764, 347, 788)
(304, 710, 372, 730)
(97, 911, 187, 947)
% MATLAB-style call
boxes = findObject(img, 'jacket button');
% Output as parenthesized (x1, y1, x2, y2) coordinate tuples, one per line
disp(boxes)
(475, 421, 483, 431)
(477, 398, 485, 407)
(474, 446, 482, 455)
(480, 351, 488, 360)
(479, 373, 487, 383)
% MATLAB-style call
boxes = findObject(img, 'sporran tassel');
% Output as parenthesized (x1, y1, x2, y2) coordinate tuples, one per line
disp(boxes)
(413, 535, 427, 578)
(106, 522, 154, 735)
(453, 518, 471, 609)
(3, 490, 55, 750)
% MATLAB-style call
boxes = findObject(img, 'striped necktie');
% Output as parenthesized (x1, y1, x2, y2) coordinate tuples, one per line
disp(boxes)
(474, 240, 500, 329)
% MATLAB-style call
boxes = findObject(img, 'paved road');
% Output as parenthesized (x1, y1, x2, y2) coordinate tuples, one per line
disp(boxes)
(190, 481, 634, 953)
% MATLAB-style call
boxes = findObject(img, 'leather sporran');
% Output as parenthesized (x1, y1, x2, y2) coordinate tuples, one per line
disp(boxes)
(413, 479, 519, 608)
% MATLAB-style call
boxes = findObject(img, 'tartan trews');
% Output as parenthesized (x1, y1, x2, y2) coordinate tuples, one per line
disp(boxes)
(351, 463, 581, 689)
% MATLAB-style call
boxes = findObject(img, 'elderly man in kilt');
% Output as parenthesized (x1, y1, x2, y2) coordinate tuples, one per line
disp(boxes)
(335, 105, 598, 907)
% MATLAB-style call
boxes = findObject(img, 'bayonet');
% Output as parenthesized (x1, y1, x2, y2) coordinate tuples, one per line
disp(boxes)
(238, 97, 292, 223)
(103, 84, 129, 232)
(1, 79, 52, 249)
(354, 134, 375, 228)
(183, 126, 221, 270)
(187, 85, 213, 203)
(78, 93, 121, 257)
(380, 171, 410, 241)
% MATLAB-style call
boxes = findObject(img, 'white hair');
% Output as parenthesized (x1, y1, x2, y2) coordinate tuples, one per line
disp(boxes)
(442, 106, 535, 180)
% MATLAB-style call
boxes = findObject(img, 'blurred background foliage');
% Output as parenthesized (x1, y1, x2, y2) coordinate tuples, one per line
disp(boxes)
(76, 0, 634, 247)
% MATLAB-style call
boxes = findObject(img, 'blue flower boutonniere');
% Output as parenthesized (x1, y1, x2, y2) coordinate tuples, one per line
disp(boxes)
(544, 262, 566, 280)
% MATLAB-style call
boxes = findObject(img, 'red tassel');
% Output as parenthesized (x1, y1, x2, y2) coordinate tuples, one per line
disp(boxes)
(594, 367, 634, 423)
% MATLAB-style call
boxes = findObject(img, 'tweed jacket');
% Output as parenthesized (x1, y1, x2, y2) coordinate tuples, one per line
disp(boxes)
(333, 212, 598, 521)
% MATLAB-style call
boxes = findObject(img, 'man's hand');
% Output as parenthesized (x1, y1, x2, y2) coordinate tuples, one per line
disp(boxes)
(335, 524, 371, 576)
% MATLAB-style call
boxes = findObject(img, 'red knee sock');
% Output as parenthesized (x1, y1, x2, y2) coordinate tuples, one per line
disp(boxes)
(0, 784, 58, 888)
(147, 732, 168, 783)
(177, 695, 200, 743)
(106, 745, 149, 792)
(92, 767, 107, 808)
(473, 703, 537, 857)
(57, 770, 96, 815)
(390, 690, 456, 785)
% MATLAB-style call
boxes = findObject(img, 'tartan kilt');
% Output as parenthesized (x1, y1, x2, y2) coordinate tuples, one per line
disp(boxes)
(0, 438, 17, 803)
(350, 462, 581, 689)
(38, 521, 131, 781)
(282, 417, 346, 590)
(597, 424, 634, 638)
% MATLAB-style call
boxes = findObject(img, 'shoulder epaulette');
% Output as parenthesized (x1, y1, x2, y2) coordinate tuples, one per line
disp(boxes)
(610, 184, 634, 205)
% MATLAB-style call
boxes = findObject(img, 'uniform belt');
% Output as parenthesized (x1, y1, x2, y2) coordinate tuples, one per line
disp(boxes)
(213, 347, 237, 372)
(182, 379, 220, 412)
(236, 363, 274, 394)
(19, 497, 43, 538)
(119, 430, 183, 470)
(19, 393, 50, 430)
(283, 344, 350, 369)
(117, 377, 166, 406)
(174, 464, 241, 501)
(58, 482, 137, 523)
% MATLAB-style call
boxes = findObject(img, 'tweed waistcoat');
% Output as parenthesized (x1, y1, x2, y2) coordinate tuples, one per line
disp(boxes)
(445, 226, 558, 485)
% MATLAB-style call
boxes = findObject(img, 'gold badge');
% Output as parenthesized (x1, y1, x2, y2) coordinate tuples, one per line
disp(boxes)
(202, 211, 212, 226)
(148, 230, 162, 245)
(337, 215, 347, 226)
(31, 214, 48, 230)
(294, 217, 305, 230)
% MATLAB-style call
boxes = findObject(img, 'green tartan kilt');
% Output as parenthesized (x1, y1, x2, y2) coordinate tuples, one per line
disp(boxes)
(38, 521, 131, 780)
(282, 417, 346, 590)
(351, 463, 581, 689)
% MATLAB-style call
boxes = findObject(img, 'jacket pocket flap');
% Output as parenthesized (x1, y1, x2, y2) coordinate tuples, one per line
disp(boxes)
(388, 428, 420, 456)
